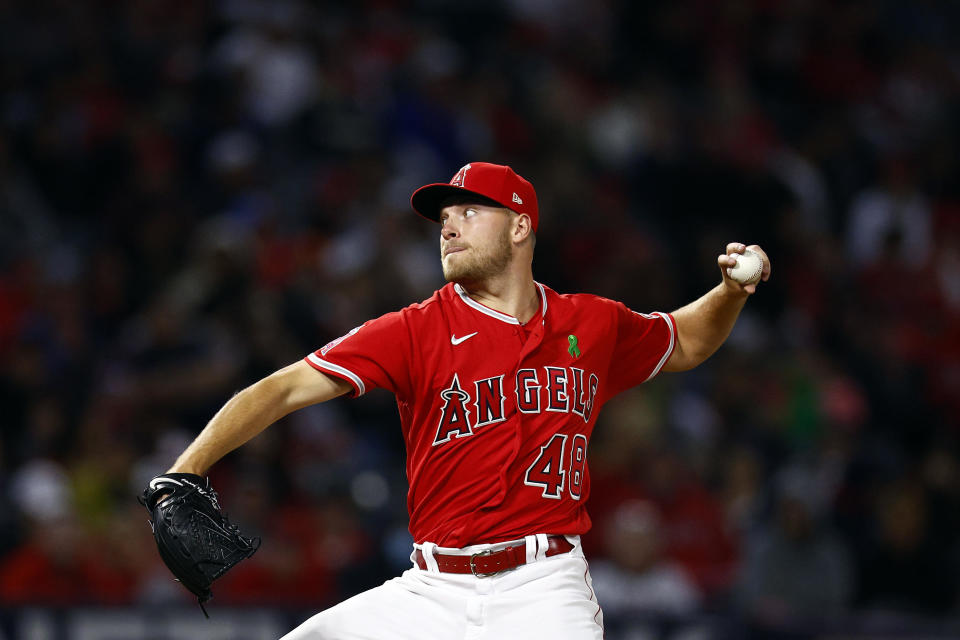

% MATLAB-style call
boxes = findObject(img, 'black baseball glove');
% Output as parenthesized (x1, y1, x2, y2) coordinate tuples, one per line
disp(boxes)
(140, 473, 260, 615)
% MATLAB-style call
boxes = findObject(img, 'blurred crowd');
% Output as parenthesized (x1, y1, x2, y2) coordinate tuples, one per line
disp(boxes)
(1, 0, 959, 635)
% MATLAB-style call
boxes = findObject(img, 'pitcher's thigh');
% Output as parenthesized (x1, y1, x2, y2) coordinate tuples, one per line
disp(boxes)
(280, 576, 464, 640)
(487, 558, 604, 640)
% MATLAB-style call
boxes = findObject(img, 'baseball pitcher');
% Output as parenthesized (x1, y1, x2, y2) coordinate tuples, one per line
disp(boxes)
(144, 162, 770, 638)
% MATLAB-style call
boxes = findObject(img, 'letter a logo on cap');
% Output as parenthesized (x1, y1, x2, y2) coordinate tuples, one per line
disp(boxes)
(451, 164, 471, 187)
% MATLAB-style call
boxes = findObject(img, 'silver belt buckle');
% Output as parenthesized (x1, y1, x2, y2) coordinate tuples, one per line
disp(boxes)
(469, 549, 502, 577)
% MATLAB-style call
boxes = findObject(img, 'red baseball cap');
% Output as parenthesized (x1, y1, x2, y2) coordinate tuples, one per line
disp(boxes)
(411, 162, 539, 231)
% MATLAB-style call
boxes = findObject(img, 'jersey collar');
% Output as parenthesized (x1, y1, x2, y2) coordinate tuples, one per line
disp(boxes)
(453, 282, 548, 325)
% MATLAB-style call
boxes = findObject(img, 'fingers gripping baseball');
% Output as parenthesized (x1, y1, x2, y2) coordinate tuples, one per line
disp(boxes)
(718, 243, 771, 294)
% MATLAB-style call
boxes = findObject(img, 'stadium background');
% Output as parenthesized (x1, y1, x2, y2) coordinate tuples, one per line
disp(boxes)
(1, 0, 959, 638)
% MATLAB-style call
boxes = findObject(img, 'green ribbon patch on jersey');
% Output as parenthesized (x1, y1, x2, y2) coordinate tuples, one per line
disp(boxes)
(568, 334, 581, 359)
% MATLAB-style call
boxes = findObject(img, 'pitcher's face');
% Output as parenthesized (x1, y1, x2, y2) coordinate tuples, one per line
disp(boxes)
(439, 203, 515, 285)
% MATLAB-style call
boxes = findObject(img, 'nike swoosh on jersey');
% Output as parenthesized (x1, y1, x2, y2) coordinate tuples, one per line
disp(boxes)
(451, 332, 478, 345)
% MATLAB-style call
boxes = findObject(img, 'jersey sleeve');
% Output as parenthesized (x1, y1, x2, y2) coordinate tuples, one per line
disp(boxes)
(604, 302, 676, 398)
(304, 309, 412, 398)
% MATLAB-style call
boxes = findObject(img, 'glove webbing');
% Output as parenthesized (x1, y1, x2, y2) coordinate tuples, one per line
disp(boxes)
(142, 474, 260, 618)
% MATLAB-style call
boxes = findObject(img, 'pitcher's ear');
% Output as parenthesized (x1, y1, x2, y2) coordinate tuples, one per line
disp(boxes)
(513, 213, 533, 242)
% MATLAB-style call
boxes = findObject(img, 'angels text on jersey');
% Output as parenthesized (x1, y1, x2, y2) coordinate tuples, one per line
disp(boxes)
(433, 366, 599, 446)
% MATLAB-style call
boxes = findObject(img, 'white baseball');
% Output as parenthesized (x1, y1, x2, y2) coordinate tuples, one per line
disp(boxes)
(728, 248, 763, 285)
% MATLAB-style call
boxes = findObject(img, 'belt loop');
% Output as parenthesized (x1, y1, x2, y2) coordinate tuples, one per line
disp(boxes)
(535, 534, 549, 561)
(421, 542, 440, 572)
(524, 535, 537, 564)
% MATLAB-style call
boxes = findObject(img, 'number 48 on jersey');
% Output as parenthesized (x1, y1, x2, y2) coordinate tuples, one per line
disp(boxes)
(524, 433, 587, 500)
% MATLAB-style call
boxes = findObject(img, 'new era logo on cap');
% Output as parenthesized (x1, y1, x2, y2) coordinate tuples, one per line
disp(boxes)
(410, 162, 540, 231)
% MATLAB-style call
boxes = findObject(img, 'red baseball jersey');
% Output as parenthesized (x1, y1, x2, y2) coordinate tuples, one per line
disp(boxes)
(305, 282, 676, 548)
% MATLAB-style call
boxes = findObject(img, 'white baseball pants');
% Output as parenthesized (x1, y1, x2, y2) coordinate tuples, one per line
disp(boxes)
(280, 534, 604, 640)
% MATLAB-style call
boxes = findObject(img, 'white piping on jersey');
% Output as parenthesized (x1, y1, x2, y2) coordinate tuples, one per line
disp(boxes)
(535, 282, 548, 321)
(643, 311, 675, 381)
(307, 353, 367, 396)
(453, 282, 548, 325)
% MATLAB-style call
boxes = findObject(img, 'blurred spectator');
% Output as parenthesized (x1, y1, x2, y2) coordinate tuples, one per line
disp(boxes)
(718, 445, 766, 539)
(642, 449, 739, 599)
(590, 500, 702, 617)
(213, 6, 319, 129)
(0, 460, 89, 604)
(589, 441, 739, 601)
(737, 465, 854, 625)
(215, 503, 336, 608)
(0, 513, 92, 605)
(856, 479, 958, 614)
(845, 156, 932, 270)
